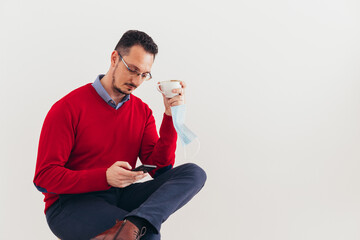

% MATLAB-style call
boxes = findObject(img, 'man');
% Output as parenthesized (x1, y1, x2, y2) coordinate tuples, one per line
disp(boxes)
(33, 30, 206, 240)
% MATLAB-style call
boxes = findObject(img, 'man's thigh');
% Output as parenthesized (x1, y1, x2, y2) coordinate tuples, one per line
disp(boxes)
(47, 190, 128, 240)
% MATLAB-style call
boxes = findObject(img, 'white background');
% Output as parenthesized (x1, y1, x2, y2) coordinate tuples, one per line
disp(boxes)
(1, 0, 360, 239)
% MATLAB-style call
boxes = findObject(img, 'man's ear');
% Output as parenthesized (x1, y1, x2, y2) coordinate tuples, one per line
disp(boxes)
(110, 50, 118, 68)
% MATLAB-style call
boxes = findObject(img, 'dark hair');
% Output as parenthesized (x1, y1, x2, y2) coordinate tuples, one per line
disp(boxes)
(115, 30, 158, 58)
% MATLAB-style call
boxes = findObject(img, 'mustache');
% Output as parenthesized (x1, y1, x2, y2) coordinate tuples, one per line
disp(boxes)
(125, 83, 138, 89)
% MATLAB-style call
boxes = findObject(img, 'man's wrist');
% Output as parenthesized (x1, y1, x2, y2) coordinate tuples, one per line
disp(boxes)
(165, 109, 172, 116)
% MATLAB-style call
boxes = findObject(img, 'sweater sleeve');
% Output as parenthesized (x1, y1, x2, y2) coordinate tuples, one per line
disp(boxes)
(139, 111, 177, 175)
(33, 100, 110, 195)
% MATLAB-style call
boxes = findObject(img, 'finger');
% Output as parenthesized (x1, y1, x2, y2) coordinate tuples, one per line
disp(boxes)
(168, 100, 184, 107)
(180, 81, 186, 89)
(119, 174, 145, 187)
(169, 93, 183, 100)
(135, 173, 147, 181)
(116, 161, 132, 170)
(169, 99, 185, 107)
(172, 88, 184, 95)
(119, 168, 142, 179)
(119, 172, 146, 182)
(168, 95, 184, 104)
(118, 167, 145, 177)
(170, 101, 185, 107)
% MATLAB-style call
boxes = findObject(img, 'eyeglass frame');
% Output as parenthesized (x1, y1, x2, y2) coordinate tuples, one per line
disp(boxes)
(116, 51, 152, 81)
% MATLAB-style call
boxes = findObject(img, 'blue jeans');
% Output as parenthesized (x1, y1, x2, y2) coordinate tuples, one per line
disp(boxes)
(46, 163, 207, 240)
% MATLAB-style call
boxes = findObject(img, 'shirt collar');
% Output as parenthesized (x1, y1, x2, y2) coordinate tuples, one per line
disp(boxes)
(92, 74, 130, 109)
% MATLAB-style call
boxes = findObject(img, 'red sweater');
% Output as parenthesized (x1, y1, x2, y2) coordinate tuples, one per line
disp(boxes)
(33, 83, 177, 213)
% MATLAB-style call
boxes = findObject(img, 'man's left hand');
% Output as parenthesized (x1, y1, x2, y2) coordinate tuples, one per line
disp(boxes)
(162, 81, 186, 116)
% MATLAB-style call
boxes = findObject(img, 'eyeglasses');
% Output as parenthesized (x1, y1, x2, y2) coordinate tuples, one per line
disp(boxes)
(117, 51, 152, 81)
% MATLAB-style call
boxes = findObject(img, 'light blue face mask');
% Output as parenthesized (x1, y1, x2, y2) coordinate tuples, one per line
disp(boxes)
(171, 105, 197, 145)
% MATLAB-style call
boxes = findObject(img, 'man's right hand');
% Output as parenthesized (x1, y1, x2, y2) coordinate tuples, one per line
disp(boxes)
(106, 161, 147, 188)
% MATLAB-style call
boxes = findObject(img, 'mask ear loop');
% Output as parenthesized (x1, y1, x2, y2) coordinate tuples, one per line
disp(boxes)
(183, 137, 200, 161)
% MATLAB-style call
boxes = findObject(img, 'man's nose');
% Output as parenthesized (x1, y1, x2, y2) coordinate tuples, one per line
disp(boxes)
(131, 75, 143, 86)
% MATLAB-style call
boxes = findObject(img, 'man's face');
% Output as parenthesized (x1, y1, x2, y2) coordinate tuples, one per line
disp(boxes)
(111, 45, 154, 95)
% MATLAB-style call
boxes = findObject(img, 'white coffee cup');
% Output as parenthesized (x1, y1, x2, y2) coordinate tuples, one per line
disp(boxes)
(157, 80, 182, 98)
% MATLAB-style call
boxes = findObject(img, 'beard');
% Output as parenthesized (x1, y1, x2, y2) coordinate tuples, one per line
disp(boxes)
(111, 65, 137, 95)
(112, 74, 127, 95)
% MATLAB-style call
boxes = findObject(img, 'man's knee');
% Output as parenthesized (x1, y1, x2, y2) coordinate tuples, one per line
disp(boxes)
(179, 163, 207, 187)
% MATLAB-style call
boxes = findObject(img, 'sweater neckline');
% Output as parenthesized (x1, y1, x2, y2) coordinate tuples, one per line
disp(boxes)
(87, 83, 131, 113)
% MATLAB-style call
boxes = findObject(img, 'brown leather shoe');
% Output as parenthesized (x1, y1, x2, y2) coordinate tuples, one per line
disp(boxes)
(91, 220, 123, 240)
(91, 219, 146, 240)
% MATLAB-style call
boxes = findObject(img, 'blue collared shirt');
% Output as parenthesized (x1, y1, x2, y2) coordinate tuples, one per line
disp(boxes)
(92, 74, 130, 110)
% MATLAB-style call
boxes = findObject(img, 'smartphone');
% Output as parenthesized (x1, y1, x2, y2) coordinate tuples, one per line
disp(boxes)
(131, 164, 157, 173)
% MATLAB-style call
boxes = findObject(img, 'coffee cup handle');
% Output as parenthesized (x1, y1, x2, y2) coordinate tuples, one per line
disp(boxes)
(156, 83, 165, 94)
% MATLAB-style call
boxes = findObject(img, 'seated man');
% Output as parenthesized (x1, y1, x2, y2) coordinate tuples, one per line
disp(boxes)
(33, 30, 206, 240)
